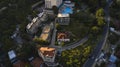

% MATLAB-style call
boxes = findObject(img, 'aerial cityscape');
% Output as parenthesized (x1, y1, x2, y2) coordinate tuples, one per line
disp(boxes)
(0, 0, 120, 67)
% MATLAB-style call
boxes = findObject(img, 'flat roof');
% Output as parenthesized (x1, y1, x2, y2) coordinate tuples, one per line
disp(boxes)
(64, 1, 71, 3)
(38, 12, 44, 17)
(109, 55, 117, 63)
(40, 33, 49, 40)
(40, 25, 51, 40)
(26, 17, 38, 29)
(58, 13, 69, 17)
(32, 17, 38, 22)
(8, 50, 16, 60)
(43, 25, 51, 33)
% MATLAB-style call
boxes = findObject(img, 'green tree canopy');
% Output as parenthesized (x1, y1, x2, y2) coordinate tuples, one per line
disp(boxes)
(96, 8, 104, 18)
(95, 8, 105, 26)
(91, 26, 100, 34)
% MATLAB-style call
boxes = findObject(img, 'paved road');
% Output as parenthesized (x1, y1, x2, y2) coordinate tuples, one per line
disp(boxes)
(61, 36, 88, 51)
(50, 21, 57, 47)
(49, 20, 88, 51)
(83, 0, 112, 67)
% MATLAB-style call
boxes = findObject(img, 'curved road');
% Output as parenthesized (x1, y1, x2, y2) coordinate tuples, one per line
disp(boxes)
(50, 20, 88, 51)
(83, 0, 112, 67)
(61, 36, 88, 51)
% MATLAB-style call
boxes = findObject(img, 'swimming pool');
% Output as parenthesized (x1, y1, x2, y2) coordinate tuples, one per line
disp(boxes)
(62, 7, 73, 14)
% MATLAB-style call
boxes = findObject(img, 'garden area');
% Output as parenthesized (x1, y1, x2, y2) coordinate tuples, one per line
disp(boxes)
(57, 33, 102, 67)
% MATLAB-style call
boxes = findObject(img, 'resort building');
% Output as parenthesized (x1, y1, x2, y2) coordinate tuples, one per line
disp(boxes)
(55, 1, 75, 25)
(43, 9, 54, 15)
(57, 32, 70, 42)
(56, 13, 70, 25)
(38, 47, 56, 63)
(38, 47, 58, 66)
(26, 17, 41, 34)
(8, 50, 27, 67)
(8, 50, 17, 63)
(38, 12, 48, 21)
(109, 55, 117, 63)
(45, 0, 63, 9)
(26, 12, 48, 34)
(59, 0, 74, 14)
(39, 23, 53, 42)
(64, 1, 75, 7)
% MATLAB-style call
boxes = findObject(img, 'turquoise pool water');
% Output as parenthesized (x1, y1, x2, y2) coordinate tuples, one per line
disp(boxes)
(62, 7, 73, 14)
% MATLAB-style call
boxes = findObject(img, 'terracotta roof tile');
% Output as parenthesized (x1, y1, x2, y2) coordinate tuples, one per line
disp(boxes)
(57, 32, 68, 39)
(40, 47, 55, 58)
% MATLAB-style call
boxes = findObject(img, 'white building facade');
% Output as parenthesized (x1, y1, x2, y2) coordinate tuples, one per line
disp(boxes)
(45, 0, 63, 9)
(57, 13, 70, 25)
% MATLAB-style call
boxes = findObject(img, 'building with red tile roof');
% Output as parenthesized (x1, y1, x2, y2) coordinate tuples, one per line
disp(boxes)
(57, 32, 70, 42)
(38, 47, 56, 63)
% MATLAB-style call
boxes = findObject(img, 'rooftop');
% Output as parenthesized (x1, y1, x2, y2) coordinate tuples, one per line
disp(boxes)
(39, 47, 55, 58)
(40, 33, 49, 41)
(57, 32, 69, 39)
(57, 13, 69, 17)
(32, 17, 38, 22)
(38, 12, 44, 18)
(43, 25, 51, 33)
(109, 54, 117, 63)
(64, 1, 71, 3)
(31, 57, 43, 67)
(26, 17, 38, 29)
(8, 50, 16, 60)
(40, 25, 51, 40)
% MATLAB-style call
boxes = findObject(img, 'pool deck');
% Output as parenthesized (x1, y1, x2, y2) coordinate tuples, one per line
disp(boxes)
(59, 2, 74, 14)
